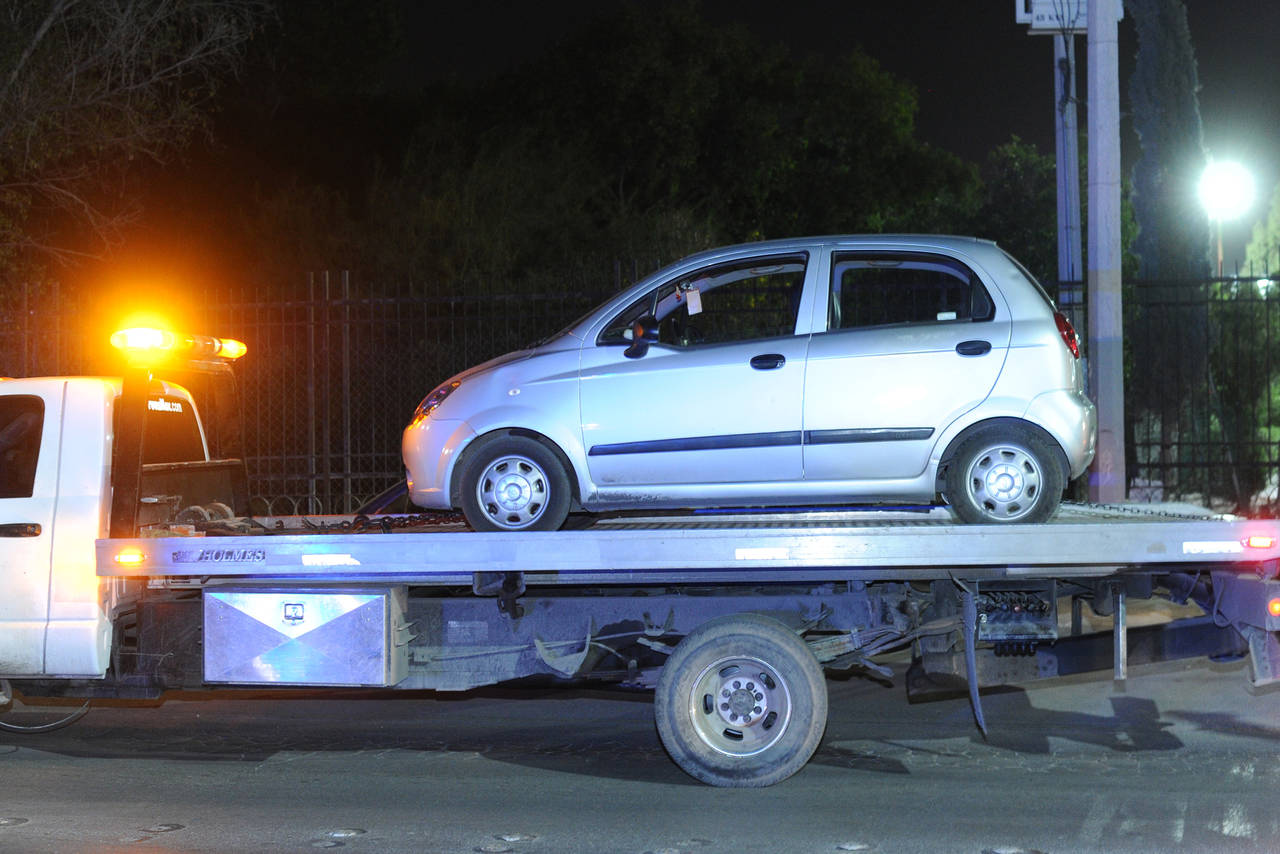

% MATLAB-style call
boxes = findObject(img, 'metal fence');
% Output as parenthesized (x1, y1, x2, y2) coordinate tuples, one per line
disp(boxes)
(4, 273, 1280, 515)
(0, 274, 621, 514)
(1125, 277, 1280, 513)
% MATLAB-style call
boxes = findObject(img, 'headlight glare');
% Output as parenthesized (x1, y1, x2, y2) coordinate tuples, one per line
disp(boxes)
(413, 380, 461, 421)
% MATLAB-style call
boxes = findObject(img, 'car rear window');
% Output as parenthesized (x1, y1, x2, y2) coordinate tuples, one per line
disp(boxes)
(829, 252, 994, 330)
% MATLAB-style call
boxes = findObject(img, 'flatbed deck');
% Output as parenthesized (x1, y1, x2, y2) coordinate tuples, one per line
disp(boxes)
(98, 503, 1280, 586)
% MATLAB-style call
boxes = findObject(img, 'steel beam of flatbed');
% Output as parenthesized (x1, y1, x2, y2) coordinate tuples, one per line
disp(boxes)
(98, 506, 1280, 586)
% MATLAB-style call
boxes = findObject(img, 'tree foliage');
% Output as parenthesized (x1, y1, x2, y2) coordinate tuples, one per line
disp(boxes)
(1246, 182, 1280, 275)
(0, 0, 266, 271)
(310, 2, 981, 294)
(1127, 0, 1210, 279)
(969, 137, 1058, 283)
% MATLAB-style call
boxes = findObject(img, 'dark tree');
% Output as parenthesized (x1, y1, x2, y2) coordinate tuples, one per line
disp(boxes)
(970, 137, 1057, 284)
(0, 0, 267, 273)
(349, 2, 979, 292)
(1127, 0, 1210, 279)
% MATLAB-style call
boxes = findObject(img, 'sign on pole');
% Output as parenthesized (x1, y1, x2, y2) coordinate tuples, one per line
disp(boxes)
(1015, 0, 1089, 34)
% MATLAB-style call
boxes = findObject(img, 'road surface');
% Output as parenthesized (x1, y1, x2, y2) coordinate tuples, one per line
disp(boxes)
(3, 653, 1279, 853)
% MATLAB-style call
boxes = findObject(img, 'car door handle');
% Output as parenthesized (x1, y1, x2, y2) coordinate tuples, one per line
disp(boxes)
(750, 353, 786, 370)
(0, 522, 42, 537)
(956, 340, 992, 356)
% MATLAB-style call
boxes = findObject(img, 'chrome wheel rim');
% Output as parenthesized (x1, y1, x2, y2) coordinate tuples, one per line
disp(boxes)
(476, 454, 549, 529)
(688, 656, 792, 757)
(965, 443, 1043, 521)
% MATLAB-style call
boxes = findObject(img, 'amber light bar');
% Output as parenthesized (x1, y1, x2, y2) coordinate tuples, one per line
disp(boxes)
(110, 327, 247, 363)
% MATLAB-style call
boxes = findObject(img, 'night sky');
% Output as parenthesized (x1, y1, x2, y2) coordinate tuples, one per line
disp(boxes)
(81, 0, 1280, 311)
(410, 0, 1280, 269)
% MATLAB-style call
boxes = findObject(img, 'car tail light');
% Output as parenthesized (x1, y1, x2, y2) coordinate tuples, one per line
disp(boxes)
(1269, 597, 1280, 619)
(1054, 311, 1080, 359)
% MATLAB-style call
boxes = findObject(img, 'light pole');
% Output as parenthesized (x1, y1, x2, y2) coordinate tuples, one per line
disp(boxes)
(1198, 160, 1255, 277)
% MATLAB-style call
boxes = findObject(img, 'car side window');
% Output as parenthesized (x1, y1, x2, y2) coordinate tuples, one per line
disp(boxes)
(599, 255, 807, 348)
(0, 395, 44, 499)
(828, 252, 994, 331)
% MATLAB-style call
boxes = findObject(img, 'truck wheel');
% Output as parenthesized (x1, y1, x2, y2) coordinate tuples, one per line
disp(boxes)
(945, 424, 1063, 524)
(459, 435, 571, 531)
(654, 614, 827, 787)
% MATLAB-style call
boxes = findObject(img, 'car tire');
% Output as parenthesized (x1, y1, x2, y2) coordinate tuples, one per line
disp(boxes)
(654, 613, 828, 787)
(458, 434, 571, 532)
(945, 424, 1064, 524)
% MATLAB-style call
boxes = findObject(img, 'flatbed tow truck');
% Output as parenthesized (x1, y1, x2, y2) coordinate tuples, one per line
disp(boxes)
(4, 329, 1280, 786)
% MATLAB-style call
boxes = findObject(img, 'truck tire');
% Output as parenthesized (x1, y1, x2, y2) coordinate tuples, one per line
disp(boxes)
(458, 435, 571, 532)
(654, 613, 827, 787)
(945, 423, 1064, 524)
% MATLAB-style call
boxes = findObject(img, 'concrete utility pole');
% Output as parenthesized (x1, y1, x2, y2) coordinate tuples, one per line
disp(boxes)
(1054, 34, 1083, 284)
(1087, 0, 1125, 501)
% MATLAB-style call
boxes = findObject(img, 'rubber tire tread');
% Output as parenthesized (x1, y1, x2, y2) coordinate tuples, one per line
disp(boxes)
(944, 423, 1064, 524)
(654, 613, 828, 787)
(458, 434, 571, 532)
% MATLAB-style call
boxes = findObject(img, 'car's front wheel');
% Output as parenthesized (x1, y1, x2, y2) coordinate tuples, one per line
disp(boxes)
(458, 434, 572, 532)
(945, 424, 1064, 524)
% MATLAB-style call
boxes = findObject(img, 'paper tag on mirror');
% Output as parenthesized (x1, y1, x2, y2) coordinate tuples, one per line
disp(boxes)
(686, 288, 703, 315)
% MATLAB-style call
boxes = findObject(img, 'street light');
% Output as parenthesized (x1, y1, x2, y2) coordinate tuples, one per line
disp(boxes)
(1198, 160, 1255, 277)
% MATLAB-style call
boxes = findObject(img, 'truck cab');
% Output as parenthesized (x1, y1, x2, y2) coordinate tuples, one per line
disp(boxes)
(0, 331, 244, 680)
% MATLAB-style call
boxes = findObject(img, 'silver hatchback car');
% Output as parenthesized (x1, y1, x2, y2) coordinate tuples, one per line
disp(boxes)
(403, 235, 1096, 531)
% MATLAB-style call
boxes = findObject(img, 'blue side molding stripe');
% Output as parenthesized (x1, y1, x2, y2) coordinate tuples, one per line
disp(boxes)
(589, 431, 803, 457)
(804, 428, 934, 445)
(588, 427, 933, 456)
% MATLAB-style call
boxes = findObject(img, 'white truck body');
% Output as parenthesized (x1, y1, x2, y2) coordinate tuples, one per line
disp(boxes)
(2, 378, 118, 677)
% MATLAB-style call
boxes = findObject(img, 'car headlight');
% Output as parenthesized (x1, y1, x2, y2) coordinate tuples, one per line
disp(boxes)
(412, 380, 461, 422)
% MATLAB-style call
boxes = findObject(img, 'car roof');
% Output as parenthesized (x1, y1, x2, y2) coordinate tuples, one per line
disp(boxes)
(638, 234, 1000, 286)
(677, 233, 995, 260)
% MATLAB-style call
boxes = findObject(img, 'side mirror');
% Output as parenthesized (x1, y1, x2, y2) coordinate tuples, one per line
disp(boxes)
(623, 315, 659, 359)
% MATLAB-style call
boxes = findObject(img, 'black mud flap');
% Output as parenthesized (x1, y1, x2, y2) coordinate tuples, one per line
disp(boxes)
(960, 587, 987, 736)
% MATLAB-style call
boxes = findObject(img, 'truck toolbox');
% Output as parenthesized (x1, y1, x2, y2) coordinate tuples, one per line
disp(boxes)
(203, 587, 409, 687)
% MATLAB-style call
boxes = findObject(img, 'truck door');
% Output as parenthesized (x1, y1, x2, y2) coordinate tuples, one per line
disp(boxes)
(0, 385, 61, 675)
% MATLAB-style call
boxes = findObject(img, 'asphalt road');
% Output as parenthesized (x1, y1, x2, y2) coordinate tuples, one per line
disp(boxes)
(3, 653, 1280, 854)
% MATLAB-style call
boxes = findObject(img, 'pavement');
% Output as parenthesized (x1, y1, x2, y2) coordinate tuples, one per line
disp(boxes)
(2, 614, 1279, 853)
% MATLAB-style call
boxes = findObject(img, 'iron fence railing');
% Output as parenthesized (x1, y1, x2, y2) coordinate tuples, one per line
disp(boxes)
(4, 272, 1280, 514)
(1124, 277, 1280, 513)
(0, 274, 621, 513)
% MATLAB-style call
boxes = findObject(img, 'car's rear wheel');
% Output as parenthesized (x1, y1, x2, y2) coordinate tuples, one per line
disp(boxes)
(459, 434, 571, 532)
(945, 424, 1064, 524)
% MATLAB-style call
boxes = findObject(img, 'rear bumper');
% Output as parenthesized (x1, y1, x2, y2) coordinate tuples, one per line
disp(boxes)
(1025, 389, 1096, 479)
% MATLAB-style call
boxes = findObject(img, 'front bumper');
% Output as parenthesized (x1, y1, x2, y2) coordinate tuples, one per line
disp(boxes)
(401, 417, 477, 509)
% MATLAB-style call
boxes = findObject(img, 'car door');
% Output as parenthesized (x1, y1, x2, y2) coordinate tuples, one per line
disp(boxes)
(579, 253, 812, 488)
(0, 386, 60, 675)
(802, 250, 1011, 481)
